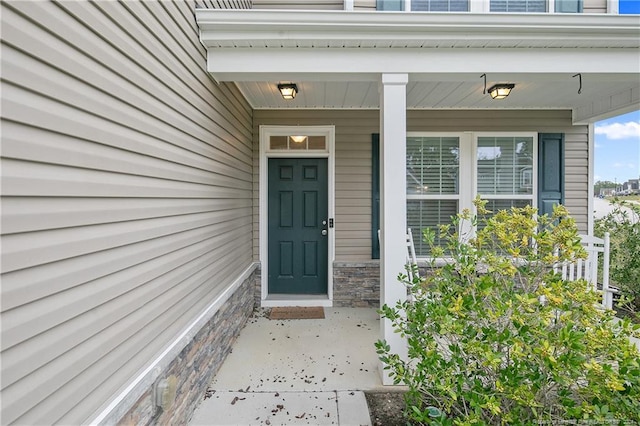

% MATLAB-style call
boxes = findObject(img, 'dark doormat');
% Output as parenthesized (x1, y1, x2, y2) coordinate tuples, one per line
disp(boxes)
(269, 306, 325, 320)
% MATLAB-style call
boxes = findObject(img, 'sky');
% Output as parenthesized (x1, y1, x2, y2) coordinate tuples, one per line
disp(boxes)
(594, 109, 640, 185)
(619, 0, 640, 14)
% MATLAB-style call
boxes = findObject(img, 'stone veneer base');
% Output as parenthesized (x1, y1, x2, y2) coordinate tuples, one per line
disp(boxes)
(254, 261, 380, 308)
(117, 268, 257, 426)
(333, 261, 380, 308)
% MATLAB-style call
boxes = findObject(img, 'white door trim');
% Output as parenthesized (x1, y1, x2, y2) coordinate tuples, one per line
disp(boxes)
(259, 125, 336, 307)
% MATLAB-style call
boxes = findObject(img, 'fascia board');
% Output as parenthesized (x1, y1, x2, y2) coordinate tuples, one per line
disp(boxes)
(206, 48, 640, 80)
(196, 10, 640, 48)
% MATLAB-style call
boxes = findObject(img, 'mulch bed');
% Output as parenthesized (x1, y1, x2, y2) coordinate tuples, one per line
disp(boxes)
(365, 391, 408, 426)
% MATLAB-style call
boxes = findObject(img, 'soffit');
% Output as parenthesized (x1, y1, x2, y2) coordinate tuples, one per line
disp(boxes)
(195, 9, 640, 122)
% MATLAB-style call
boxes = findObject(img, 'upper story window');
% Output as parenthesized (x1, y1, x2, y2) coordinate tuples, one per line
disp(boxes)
(377, 0, 404, 10)
(412, 0, 469, 11)
(376, 0, 585, 12)
(377, 0, 469, 11)
(490, 0, 546, 12)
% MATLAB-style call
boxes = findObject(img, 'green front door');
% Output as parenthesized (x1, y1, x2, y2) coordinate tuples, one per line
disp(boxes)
(268, 158, 328, 295)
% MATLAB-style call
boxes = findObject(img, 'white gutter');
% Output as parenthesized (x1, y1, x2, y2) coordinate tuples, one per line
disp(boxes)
(196, 10, 640, 48)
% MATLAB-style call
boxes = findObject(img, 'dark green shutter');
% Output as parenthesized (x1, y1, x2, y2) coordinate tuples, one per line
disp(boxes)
(555, 0, 583, 12)
(377, 0, 404, 10)
(372, 134, 380, 259)
(538, 133, 565, 217)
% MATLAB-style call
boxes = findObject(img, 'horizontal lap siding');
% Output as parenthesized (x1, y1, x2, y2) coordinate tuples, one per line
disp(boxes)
(0, 1, 253, 424)
(253, 109, 587, 263)
(584, 0, 607, 13)
(564, 131, 589, 232)
(208, 0, 253, 8)
(354, 0, 377, 9)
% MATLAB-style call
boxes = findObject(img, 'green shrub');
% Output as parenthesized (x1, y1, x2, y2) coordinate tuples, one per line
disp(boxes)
(376, 199, 640, 425)
(594, 199, 640, 315)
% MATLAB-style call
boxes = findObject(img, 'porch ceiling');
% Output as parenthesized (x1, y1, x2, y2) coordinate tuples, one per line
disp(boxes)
(196, 9, 640, 123)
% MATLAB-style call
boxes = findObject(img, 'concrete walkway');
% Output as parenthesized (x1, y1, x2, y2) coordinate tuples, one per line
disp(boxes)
(189, 308, 382, 425)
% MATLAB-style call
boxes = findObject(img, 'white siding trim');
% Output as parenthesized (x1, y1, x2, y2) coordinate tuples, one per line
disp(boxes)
(588, 123, 595, 235)
(86, 263, 258, 425)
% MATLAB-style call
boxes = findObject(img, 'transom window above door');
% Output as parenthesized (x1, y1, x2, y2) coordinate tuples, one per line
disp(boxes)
(269, 135, 327, 152)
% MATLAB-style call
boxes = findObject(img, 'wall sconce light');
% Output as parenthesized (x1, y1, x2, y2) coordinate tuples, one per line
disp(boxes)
(487, 84, 515, 100)
(290, 135, 307, 144)
(278, 83, 298, 100)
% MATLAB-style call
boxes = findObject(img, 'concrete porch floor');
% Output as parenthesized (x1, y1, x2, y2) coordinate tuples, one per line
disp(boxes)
(189, 308, 383, 425)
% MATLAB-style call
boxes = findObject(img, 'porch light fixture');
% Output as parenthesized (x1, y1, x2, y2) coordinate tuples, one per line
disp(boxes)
(290, 135, 307, 144)
(487, 84, 515, 100)
(277, 83, 298, 100)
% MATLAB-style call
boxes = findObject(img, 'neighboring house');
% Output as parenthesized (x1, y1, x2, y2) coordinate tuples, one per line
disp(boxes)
(620, 179, 639, 194)
(600, 187, 617, 196)
(1, 0, 638, 425)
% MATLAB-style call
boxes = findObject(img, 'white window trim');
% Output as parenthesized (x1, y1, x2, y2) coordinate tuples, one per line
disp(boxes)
(407, 131, 538, 260)
(259, 125, 336, 307)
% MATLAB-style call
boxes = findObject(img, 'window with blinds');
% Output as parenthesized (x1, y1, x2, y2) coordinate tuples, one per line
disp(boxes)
(406, 136, 460, 255)
(490, 0, 546, 12)
(406, 133, 537, 257)
(376, 0, 404, 10)
(476, 136, 534, 196)
(411, 0, 469, 11)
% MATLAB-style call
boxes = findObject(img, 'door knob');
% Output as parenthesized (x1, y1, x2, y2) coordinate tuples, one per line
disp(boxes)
(321, 230, 328, 236)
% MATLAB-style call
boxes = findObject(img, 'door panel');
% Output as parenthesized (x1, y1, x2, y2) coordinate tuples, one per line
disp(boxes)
(268, 158, 328, 294)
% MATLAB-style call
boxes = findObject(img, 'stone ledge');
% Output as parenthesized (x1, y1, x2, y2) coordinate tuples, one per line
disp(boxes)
(111, 266, 257, 426)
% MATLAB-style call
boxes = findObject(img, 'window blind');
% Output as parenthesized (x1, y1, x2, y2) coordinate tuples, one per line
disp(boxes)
(490, 0, 546, 12)
(411, 0, 469, 11)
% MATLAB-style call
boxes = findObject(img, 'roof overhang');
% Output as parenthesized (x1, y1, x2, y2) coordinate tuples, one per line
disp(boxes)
(196, 9, 640, 123)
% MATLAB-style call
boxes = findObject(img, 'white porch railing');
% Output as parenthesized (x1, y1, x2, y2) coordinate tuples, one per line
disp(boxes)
(406, 228, 419, 280)
(405, 228, 614, 310)
(554, 232, 614, 309)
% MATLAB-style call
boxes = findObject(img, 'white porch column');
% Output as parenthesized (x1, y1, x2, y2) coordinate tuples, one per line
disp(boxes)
(379, 73, 408, 385)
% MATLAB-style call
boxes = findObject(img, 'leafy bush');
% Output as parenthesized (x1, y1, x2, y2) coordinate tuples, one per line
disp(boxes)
(594, 199, 640, 315)
(376, 200, 640, 425)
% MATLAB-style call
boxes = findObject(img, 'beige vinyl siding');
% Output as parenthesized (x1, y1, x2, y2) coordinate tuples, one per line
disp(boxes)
(208, 0, 253, 8)
(252, 0, 344, 9)
(253, 109, 587, 262)
(354, 0, 377, 9)
(0, 1, 253, 425)
(583, 0, 607, 13)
